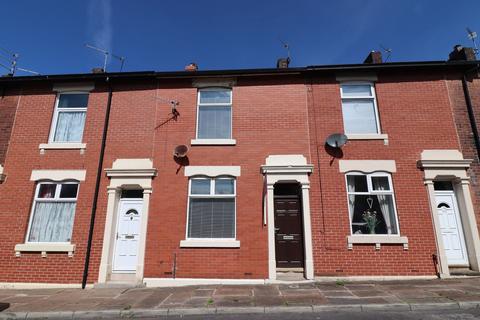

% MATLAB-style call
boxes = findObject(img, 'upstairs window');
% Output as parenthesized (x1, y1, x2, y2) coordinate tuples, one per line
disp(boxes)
(340, 84, 380, 134)
(346, 173, 399, 235)
(187, 177, 236, 239)
(196, 89, 232, 139)
(49, 93, 89, 143)
(27, 182, 79, 243)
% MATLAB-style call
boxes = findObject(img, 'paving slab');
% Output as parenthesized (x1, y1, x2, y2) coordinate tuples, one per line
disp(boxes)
(254, 295, 285, 306)
(214, 286, 253, 297)
(214, 296, 255, 307)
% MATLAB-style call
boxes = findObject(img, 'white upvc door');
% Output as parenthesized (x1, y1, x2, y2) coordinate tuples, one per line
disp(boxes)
(112, 199, 143, 273)
(435, 191, 469, 266)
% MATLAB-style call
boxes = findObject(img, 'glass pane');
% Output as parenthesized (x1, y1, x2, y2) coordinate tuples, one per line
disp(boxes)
(38, 184, 56, 198)
(342, 99, 378, 134)
(59, 184, 78, 198)
(53, 111, 86, 142)
(346, 175, 368, 193)
(197, 106, 231, 139)
(342, 85, 372, 97)
(188, 198, 235, 238)
(121, 189, 144, 198)
(199, 90, 231, 104)
(58, 94, 89, 108)
(350, 194, 398, 235)
(215, 179, 234, 194)
(28, 202, 76, 242)
(434, 181, 454, 191)
(191, 179, 211, 194)
(371, 176, 390, 191)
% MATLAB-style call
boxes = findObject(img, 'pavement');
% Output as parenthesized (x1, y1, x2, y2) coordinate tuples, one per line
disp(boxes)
(1, 277, 480, 319)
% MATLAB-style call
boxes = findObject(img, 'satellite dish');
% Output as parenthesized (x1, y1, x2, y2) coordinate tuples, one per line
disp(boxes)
(173, 145, 189, 158)
(326, 133, 348, 148)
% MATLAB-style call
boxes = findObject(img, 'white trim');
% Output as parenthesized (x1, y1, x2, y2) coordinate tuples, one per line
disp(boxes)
(346, 134, 388, 144)
(53, 82, 94, 92)
(314, 275, 437, 282)
(192, 78, 237, 88)
(347, 235, 408, 250)
(39, 142, 86, 151)
(30, 169, 86, 182)
(190, 139, 236, 145)
(180, 239, 240, 248)
(340, 82, 382, 135)
(335, 74, 378, 82)
(48, 92, 89, 144)
(195, 88, 233, 140)
(184, 166, 241, 177)
(339, 160, 396, 173)
(15, 243, 75, 257)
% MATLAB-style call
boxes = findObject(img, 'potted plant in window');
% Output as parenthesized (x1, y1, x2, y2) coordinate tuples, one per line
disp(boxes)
(362, 197, 379, 234)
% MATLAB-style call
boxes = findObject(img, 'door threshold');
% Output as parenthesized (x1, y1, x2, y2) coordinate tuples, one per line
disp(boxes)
(449, 267, 480, 276)
(277, 267, 304, 273)
(276, 271, 306, 282)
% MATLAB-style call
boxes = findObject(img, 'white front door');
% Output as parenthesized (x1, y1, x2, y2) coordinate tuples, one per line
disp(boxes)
(435, 191, 469, 266)
(112, 199, 143, 273)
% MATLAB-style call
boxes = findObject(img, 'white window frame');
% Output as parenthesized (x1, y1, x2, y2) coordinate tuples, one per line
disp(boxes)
(344, 172, 400, 236)
(194, 87, 233, 141)
(48, 92, 89, 143)
(25, 181, 79, 244)
(185, 175, 237, 241)
(340, 82, 381, 135)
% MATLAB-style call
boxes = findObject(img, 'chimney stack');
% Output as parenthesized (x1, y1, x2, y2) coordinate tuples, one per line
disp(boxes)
(91, 67, 105, 74)
(448, 45, 477, 61)
(185, 63, 198, 71)
(363, 51, 383, 64)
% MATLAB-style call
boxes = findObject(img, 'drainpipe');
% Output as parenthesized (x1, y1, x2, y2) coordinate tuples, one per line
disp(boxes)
(461, 67, 480, 162)
(81, 78, 113, 289)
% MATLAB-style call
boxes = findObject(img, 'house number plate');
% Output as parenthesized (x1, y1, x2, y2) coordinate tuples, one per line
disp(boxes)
(125, 235, 135, 239)
(283, 235, 294, 240)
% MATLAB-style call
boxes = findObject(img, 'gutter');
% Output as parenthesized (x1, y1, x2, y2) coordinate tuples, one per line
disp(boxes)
(461, 65, 480, 162)
(81, 79, 114, 289)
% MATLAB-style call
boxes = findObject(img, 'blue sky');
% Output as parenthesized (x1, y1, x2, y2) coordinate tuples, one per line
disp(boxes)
(1, 0, 480, 75)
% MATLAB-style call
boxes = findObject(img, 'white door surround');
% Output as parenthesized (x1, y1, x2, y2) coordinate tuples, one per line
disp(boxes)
(261, 155, 314, 280)
(98, 159, 156, 285)
(418, 150, 480, 277)
(112, 199, 144, 273)
(434, 191, 469, 266)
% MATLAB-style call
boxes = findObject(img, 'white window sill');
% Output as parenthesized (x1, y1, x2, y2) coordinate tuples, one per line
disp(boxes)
(346, 134, 389, 145)
(190, 139, 236, 146)
(15, 243, 76, 257)
(347, 235, 408, 250)
(39, 143, 86, 154)
(180, 239, 240, 248)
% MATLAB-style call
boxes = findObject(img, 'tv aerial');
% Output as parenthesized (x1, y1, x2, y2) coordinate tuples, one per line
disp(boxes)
(0, 47, 40, 76)
(379, 44, 393, 62)
(466, 27, 479, 53)
(84, 43, 126, 72)
(326, 133, 348, 148)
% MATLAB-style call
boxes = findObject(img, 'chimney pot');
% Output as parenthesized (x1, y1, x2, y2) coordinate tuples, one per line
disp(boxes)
(276, 57, 290, 69)
(185, 63, 198, 71)
(448, 45, 476, 61)
(363, 51, 383, 64)
(91, 67, 105, 74)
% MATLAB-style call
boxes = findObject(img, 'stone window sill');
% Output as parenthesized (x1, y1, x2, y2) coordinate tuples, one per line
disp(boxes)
(190, 139, 236, 146)
(39, 143, 86, 154)
(15, 243, 76, 257)
(347, 235, 408, 250)
(346, 134, 389, 145)
(180, 239, 240, 248)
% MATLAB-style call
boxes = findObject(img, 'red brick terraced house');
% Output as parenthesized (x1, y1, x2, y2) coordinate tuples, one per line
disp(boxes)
(0, 48, 480, 288)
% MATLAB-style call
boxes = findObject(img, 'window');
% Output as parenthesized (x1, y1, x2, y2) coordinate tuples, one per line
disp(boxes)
(196, 89, 232, 139)
(27, 182, 79, 242)
(345, 173, 399, 235)
(340, 83, 380, 134)
(50, 93, 89, 143)
(187, 177, 236, 239)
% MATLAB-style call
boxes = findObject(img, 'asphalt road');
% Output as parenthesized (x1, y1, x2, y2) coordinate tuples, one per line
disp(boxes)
(137, 309, 480, 320)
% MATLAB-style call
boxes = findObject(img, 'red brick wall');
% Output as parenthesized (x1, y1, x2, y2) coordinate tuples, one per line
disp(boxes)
(0, 88, 20, 165)
(307, 71, 460, 276)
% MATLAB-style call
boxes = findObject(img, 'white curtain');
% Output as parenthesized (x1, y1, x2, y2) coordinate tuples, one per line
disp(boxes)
(347, 178, 355, 221)
(54, 112, 86, 142)
(376, 187, 392, 234)
(28, 202, 76, 242)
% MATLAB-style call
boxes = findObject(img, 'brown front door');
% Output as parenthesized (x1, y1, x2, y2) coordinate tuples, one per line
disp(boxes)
(274, 195, 304, 268)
